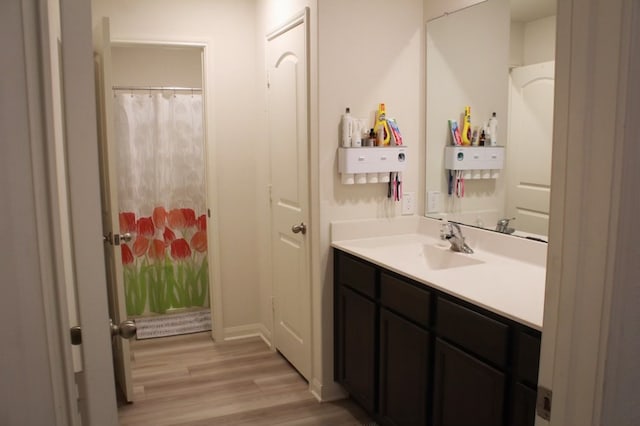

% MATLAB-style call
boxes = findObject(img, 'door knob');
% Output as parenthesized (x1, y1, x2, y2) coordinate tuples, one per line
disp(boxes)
(103, 232, 132, 245)
(110, 319, 137, 339)
(291, 223, 307, 235)
(69, 319, 137, 345)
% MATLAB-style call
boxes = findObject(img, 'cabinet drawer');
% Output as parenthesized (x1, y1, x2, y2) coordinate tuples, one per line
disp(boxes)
(336, 252, 376, 298)
(514, 330, 541, 386)
(380, 273, 431, 327)
(436, 298, 508, 368)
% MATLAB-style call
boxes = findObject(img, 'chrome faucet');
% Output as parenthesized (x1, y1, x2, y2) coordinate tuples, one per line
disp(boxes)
(440, 221, 474, 254)
(496, 217, 516, 234)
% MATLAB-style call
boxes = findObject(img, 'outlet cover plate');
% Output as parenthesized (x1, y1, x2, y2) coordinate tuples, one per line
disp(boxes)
(402, 192, 416, 215)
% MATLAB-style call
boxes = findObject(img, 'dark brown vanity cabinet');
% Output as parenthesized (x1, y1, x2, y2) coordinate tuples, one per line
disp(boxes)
(334, 249, 541, 426)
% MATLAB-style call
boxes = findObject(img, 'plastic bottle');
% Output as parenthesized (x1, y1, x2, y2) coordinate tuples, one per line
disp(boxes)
(352, 118, 362, 147)
(374, 103, 391, 146)
(368, 128, 376, 147)
(488, 112, 498, 146)
(461, 106, 472, 146)
(341, 107, 353, 147)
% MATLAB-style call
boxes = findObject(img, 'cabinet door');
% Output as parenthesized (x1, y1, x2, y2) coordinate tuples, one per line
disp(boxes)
(433, 338, 505, 426)
(336, 286, 377, 412)
(510, 383, 537, 426)
(379, 309, 430, 426)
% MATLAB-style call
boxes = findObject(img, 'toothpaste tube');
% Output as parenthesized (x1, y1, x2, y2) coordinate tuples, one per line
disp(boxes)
(449, 120, 462, 145)
(386, 118, 403, 146)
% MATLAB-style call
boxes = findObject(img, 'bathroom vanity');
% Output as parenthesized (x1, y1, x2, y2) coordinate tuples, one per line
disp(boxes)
(331, 217, 546, 426)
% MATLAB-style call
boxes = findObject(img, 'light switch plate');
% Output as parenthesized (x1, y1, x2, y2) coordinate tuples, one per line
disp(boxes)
(427, 191, 441, 213)
(402, 192, 416, 215)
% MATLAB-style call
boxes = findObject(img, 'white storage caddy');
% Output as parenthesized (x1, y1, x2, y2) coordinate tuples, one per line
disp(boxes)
(338, 147, 408, 184)
(444, 146, 504, 179)
(338, 146, 407, 173)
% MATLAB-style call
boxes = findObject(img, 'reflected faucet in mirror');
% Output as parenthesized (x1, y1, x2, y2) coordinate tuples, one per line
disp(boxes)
(496, 217, 515, 234)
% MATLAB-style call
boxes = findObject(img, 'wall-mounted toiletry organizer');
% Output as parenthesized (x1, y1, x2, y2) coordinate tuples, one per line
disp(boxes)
(338, 146, 408, 184)
(444, 146, 504, 179)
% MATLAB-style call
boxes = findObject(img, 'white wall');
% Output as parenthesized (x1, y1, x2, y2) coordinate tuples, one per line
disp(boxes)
(425, 0, 510, 224)
(1, 0, 75, 424)
(316, 0, 424, 396)
(92, 0, 262, 334)
(523, 15, 556, 65)
(511, 15, 556, 67)
(111, 45, 202, 88)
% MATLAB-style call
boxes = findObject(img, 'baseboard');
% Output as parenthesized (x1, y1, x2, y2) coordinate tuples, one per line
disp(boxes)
(223, 323, 273, 348)
(309, 378, 348, 402)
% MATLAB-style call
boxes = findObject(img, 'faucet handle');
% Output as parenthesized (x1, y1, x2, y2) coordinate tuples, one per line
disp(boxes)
(497, 217, 515, 225)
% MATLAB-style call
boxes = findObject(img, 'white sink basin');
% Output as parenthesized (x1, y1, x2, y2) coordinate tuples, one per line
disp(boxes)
(422, 244, 484, 270)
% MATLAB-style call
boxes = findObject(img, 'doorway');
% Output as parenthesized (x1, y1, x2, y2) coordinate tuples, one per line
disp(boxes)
(93, 32, 220, 403)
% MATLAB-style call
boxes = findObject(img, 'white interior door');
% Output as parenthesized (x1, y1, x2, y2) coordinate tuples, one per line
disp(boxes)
(267, 10, 312, 380)
(58, 1, 119, 424)
(93, 17, 134, 402)
(506, 61, 555, 236)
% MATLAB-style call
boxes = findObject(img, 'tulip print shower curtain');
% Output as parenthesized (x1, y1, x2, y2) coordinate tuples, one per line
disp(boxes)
(114, 92, 208, 316)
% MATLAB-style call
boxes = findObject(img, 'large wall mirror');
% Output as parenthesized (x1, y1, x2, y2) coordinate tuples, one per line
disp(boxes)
(425, 0, 556, 240)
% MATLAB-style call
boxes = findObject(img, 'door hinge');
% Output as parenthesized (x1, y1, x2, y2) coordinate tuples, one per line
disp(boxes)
(207, 208, 211, 218)
(536, 386, 552, 421)
(268, 184, 273, 204)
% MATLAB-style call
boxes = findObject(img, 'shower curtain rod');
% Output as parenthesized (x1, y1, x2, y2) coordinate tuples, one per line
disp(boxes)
(112, 85, 202, 92)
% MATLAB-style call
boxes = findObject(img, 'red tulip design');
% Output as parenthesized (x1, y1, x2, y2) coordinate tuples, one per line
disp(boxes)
(196, 214, 206, 232)
(168, 209, 186, 229)
(163, 227, 176, 247)
(133, 236, 149, 257)
(190, 230, 207, 253)
(152, 206, 167, 229)
(119, 212, 136, 234)
(121, 244, 134, 265)
(170, 238, 191, 260)
(148, 238, 165, 260)
(182, 208, 197, 228)
(136, 216, 154, 238)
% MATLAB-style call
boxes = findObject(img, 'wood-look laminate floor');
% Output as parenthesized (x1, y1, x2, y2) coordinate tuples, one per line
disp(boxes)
(118, 332, 373, 425)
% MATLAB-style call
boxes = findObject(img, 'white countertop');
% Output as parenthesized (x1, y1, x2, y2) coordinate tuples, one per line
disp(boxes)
(331, 217, 547, 331)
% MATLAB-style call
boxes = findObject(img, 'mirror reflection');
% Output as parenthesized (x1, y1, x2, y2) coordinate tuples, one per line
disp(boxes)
(425, 0, 556, 239)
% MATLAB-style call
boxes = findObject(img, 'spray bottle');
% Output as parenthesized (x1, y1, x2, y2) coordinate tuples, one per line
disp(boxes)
(341, 107, 353, 147)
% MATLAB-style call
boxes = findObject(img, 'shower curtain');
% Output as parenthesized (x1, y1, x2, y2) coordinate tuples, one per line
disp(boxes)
(114, 92, 208, 316)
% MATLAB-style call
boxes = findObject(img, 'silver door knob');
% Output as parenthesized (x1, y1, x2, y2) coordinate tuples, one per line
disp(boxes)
(291, 223, 307, 235)
(103, 232, 132, 245)
(110, 319, 137, 340)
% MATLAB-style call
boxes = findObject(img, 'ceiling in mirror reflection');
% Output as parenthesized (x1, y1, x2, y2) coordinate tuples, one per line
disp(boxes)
(510, 0, 556, 22)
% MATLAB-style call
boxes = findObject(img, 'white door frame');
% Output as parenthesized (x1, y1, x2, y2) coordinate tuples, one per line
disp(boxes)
(105, 38, 224, 343)
(539, 0, 636, 424)
(59, 0, 119, 423)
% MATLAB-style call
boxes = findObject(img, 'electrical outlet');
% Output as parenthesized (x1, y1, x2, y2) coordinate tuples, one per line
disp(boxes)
(402, 192, 416, 215)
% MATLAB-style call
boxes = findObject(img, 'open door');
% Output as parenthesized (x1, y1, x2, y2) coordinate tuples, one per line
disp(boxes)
(93, 17, 135, 402)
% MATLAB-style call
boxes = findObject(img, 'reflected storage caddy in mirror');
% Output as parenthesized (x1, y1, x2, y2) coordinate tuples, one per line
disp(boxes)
(425, 0, 556, 239)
